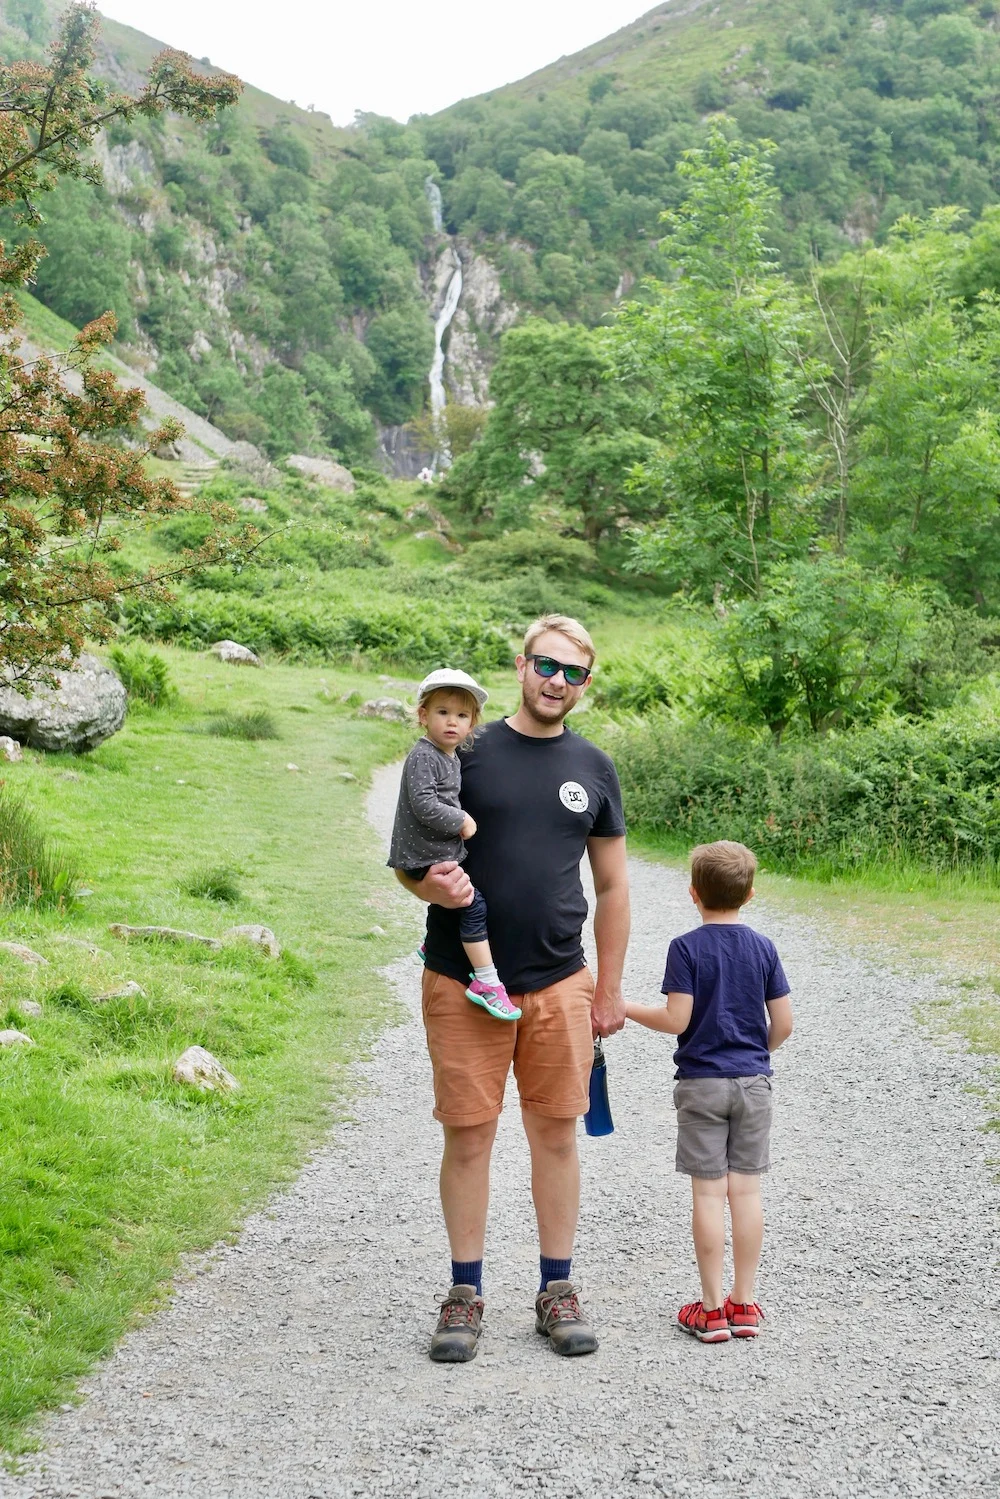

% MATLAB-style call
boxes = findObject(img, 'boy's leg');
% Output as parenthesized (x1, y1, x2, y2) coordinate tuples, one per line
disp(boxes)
(728, 1172, 764, 1305)
(690, 1176, 728, 1312)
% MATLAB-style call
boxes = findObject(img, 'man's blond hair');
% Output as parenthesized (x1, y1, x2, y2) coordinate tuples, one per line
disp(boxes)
(689, 841, 757, 912)
(523, 614, 596, 668)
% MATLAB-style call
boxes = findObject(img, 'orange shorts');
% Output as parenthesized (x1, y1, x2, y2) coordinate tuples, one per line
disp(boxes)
(421, 966, 595, 1128)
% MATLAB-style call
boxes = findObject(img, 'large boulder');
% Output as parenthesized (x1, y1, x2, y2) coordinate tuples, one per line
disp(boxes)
(0, 654, 126, 752)
(285, 454, 356, 493)
(210, 640, 262, 668)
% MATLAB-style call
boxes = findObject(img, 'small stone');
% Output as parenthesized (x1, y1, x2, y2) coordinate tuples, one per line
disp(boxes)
(209, 640, 262, 668)
(368, 925, 387, 938)
(237, 496, 268, 514)
(52, 937, 109, 958)
(59, 771, 81, 781)
(172, 1045, 240, 1093)
(0, 1028, 34, 1047)
(76, 887, 95, 898)
(94, 981, 147, 1003)
(109, 924, 223, 950)
(285, 453, 355, 493)
(0, 735, 23, 762)
(337, 772, 357, 782)
(16, 999, 43, 1018)
(223, 924, 281, 958)
(356, 698, 411, 723)
(286, 763, 300, 772)
(0, 941, 48, 965)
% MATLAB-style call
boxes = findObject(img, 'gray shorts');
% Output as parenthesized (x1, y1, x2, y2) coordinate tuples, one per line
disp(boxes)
(673, 1076, 773, 1178)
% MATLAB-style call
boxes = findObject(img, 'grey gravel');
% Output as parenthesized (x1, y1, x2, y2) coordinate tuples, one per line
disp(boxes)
(5, 762, 999, 1499)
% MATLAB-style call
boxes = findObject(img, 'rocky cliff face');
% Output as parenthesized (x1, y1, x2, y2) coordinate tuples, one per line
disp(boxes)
(445, 245, 519, 408)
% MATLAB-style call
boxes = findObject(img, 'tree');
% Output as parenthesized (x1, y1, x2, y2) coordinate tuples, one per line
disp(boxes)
(707, 557, 934, 738)
(0, 3, 251, 680)
(615, 125, 821, 600)
(441, 319, 658, 543)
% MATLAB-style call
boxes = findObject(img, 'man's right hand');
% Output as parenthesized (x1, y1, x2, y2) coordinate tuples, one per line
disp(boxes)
(415, 860, 474, 908)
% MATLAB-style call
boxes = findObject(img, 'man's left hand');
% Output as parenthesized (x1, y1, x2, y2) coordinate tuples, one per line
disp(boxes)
(591, 980, 626, 1039)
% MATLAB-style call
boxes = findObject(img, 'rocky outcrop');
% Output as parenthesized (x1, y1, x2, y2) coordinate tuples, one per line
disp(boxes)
(109, 924, 223, 950)
(223, 924, 281, 958)
(0, 736, 22, 762)
(0, 942, 48, 965)
(357, 698, 412, 723)
(0, 1029, 34, 1047)
(0, 654, 127, 753)
(446, 244, 519, 407)
(285, 454, 356, 492)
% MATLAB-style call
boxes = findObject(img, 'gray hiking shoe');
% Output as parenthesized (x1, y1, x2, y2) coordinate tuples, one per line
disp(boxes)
(429, 1284, 484, 1363)
(535, 1280, 598, 1357)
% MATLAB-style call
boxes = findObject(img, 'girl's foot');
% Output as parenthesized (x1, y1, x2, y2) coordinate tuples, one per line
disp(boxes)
(416, 941, 426, 964)
(465, 979, 521, 1021)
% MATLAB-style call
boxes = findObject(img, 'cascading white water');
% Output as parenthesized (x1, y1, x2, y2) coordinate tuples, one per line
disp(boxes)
(428, 247, 463, 471)
(425, 175, 444, 234)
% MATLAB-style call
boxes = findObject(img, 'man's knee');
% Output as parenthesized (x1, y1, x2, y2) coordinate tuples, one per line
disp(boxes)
(442, 1119, 497, 1167)
(524, 1112, 578, 1160)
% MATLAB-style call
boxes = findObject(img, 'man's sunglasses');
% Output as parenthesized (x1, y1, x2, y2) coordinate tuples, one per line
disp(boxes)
(526, 653, 591, 688)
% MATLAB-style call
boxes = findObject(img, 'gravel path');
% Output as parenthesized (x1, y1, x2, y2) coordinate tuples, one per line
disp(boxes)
(5, 763, 1000, 1499)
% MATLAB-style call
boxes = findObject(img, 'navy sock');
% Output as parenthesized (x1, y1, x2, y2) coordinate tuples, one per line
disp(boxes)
(540, 1255, 572, 1292)
(451, 1259, 483, 1296)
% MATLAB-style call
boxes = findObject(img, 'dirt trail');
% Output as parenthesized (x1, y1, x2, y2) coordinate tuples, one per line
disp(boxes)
(5, 763, 999, 1498)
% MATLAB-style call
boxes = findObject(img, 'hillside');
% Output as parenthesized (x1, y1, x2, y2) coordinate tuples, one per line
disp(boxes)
(4, 0, 1000, 474)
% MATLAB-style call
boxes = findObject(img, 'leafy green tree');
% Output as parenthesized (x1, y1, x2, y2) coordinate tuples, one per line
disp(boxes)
(253, 363, 318, 457)
(616, 125, 820, 599)
(0, 4, 252, 680)
(707, 558, 933, 738)
(364, 305, 434, 426)
(443, 319, 658, 542)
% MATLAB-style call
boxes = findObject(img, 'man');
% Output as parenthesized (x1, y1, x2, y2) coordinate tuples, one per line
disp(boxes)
(395, 614, 630, 1362)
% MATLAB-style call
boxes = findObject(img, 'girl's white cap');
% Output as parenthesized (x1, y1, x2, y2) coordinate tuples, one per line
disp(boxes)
(417, 668, 489, 708)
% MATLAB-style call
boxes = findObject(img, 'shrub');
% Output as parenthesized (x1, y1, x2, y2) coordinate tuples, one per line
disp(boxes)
(604, 698, 1000, 875)
(123, 595, 514, 674)
(206, 709, 280, 741)
(185, 865, 241, 903)
(109, 643, 175, 707)
(0, 789, 79, 909)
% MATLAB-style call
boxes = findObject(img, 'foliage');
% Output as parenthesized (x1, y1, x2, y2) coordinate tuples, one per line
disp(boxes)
(705, 558, 941, 737)
(0, 787, 78, 908)
(184, 864, 241, 902)
(605, 690, 1000, 875)
(0, 4, 254, 680)
(206, 708, 280, 741)
(108, 643, 175, 707)
(443, 320, 659, 542)
(615, 128, 819, 599)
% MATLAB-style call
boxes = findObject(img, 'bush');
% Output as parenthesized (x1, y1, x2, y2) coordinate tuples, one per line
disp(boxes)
(185, 865, 241, 902)
(0, 789, 79, 908)
(206, 709, 280, 741)
(109, 644, 175, 708)
(605, 698, 1000, 875)
(123, 594, 514, 675)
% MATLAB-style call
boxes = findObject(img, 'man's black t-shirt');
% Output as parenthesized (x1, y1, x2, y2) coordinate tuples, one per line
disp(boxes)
(424, 718, 627, 994)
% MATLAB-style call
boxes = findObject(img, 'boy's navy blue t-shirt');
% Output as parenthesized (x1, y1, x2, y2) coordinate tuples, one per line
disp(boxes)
(662, 923, 790, 1079)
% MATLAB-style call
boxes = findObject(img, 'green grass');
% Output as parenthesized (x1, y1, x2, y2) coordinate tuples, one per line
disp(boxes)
(0, 647, 416, 1453)
(206, 707, 280, 741)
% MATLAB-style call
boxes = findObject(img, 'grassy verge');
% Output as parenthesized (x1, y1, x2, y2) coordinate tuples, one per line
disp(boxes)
(0, 648, 415, 1453)
(630, 829, 1000, 1135)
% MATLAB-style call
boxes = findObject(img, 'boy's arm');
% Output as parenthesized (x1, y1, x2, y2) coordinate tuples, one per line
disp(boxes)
(766, 994, 793, 1051)
(625, 993, 694, 1035)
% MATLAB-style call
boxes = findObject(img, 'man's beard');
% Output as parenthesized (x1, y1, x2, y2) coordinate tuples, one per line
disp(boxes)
(521, 681, 572, 726)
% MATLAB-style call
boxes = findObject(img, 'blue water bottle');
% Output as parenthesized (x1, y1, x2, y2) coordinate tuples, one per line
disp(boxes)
(584, 1038, 614, 1137)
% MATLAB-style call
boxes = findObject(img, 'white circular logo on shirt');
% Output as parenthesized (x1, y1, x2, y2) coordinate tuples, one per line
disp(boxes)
(559, 781, 590, 813)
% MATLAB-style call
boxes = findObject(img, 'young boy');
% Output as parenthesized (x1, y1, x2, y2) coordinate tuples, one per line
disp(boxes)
(625, 840, 793, 1343)
(388, 667, 520, 1021)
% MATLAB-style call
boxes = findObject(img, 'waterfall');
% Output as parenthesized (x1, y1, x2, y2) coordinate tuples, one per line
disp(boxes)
(428, 247, 463, 471)
(425, 176, 443, 234)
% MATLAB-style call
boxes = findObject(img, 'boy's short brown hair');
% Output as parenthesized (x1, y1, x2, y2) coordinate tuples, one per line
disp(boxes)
(689, 841, 757, 911)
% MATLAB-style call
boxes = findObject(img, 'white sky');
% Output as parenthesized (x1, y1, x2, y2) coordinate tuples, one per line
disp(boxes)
(97, 1, 650, 125)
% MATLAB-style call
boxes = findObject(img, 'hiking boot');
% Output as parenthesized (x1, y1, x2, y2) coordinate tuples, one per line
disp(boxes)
(429, 1285, 483, 1363)
(535, 1280, 598, 1356)
(724, 1297, 765, 1337)
(677, 1300, 730, 1343)
(466, 978, 521, 1021)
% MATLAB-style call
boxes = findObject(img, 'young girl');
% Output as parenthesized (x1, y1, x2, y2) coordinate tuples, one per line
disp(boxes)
(388, 668, 519, 1021)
